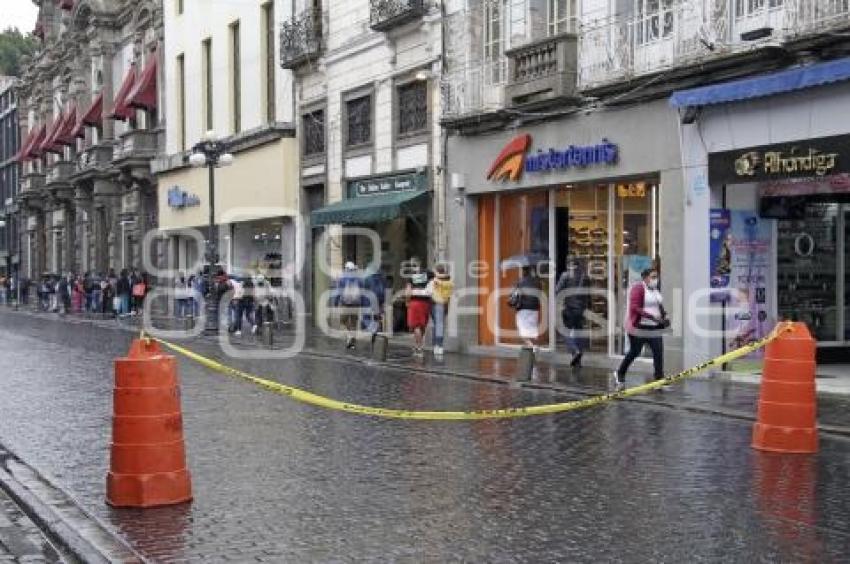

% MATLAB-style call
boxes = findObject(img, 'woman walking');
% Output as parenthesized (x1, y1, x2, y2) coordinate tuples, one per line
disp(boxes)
(406, 266, 432, 357)
(428, 264, 454, 357)
(510, 265, 542, 349)
(612, 268, 668, 391)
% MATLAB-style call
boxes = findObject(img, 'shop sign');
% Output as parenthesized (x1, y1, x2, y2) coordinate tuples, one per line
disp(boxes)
(348, 171, 426, 197)
(617, 182, 647, 198)
(709, 134, 850, 185)
(167, 186, 200, 209)
(487, 133, 618, 182)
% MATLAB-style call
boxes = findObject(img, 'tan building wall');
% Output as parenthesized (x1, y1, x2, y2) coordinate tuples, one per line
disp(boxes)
(157, 138, 299, 230)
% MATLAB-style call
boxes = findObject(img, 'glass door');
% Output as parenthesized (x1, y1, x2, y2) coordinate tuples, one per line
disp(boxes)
(777, 203, 841, 343)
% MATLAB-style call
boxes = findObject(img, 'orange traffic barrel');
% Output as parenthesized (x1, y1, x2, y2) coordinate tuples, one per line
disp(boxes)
(752, 322, 818, 454)
(106, 339, 192, 507)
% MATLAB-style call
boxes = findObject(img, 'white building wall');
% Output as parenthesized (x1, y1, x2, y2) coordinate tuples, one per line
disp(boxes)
(162, 0, 295, 155)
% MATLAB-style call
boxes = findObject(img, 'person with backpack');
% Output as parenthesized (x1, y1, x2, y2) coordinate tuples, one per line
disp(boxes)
(335, 261, 364, 349)
(363, 267, 388, 345)
(555, 258, 590, 367)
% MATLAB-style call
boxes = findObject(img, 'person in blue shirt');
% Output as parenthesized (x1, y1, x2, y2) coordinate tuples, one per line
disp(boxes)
(334, 261, 364, 349)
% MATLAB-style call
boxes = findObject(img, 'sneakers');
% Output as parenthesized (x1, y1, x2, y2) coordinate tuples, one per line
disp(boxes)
(413, 347, 424, 357)
(252, 325, 259, 335)
(346, 337, 356, 350)
(570, 352, 583, 367)
(434, 345, 443, 357)
(610, 371, 625, 392)
(234, 330, 242, 337)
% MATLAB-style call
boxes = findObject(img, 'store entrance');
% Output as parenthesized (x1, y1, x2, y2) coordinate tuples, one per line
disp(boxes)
(776, 202, 850, 358)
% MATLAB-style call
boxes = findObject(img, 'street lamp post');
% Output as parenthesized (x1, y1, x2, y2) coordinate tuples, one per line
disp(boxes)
(189, 131, 234, 334)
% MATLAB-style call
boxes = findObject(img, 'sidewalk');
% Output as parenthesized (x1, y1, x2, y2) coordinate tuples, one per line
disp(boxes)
(3, 304, 850, 434)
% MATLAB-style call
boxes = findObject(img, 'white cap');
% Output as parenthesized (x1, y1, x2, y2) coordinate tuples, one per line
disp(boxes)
(344, 261, 356, 271)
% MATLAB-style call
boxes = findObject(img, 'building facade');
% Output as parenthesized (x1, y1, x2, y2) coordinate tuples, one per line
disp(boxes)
(15, 0, 164, 280)
(0, 78, 20, 279)
(281, 0, 444, 324)
(441, 0, 850, 369)
(155, 0, 299, 293)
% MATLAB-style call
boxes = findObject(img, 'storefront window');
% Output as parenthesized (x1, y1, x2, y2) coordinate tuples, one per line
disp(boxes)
(479, 180, 659, 355)
(777, 203, 840, 342)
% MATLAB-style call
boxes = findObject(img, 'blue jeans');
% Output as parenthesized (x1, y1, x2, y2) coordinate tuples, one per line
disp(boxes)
(119, 294, 130, 316)
(431, 303, 447, 347)
(562, 313, 587, 355)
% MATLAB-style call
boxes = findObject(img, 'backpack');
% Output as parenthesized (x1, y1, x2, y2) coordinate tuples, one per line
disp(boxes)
(340, 276, 361, 306)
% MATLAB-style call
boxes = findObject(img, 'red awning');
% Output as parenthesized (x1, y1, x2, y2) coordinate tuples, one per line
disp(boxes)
(14, 127, 38, 162)
(127, 53, 158, 111)
(59, 0, 75, 10)
(73, 92, 104, 138)
(25, 125, 47, 159)
(110, 64, 138, 121)
(55, 106, 79, 147)
(42, 113, 67, 155)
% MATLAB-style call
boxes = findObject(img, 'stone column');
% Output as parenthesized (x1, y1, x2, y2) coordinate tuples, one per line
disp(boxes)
(64, 203, 77, 274)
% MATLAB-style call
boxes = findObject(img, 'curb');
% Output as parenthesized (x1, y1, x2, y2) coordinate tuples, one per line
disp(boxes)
(0, 444, 147, 564)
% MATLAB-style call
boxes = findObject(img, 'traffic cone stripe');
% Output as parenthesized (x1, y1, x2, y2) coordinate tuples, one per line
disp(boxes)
(113, 388, 182, 416)
(111, 414, 185, 444)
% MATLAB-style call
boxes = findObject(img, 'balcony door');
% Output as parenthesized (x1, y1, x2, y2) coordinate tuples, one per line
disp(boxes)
(732, 0, 786, 41)
(631, 0, 677, 74)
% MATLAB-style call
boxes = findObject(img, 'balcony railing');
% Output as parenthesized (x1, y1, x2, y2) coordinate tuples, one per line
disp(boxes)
(578, 0, 850, 89)
(506, 33, 578, 106)
(441, 60, 508, 119)
(113, 130, 158, 162)
(46, 161, 76, 186)
(75, 143, 113, 174)
(370, 0, 425, 32)
(280, 8, 323, 69)
(20, 172, 45, 194)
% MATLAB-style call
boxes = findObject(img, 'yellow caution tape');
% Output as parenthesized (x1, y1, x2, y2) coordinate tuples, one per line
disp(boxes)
(144, 323, 793, 421)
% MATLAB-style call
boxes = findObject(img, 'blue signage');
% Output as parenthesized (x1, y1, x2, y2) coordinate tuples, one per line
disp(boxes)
(523, 139, 618, 174)
(167, 186, 200, 209)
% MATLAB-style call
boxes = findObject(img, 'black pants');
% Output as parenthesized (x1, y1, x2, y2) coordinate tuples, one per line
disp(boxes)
(617, 332, 664, 381)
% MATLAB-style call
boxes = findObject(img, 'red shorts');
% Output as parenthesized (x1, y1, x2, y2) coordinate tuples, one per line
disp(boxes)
(407, 299, 431, 330)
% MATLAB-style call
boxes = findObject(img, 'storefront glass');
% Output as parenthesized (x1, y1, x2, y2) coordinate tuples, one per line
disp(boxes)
(479, 180, 659, 357)
(776, 203, 843, 342)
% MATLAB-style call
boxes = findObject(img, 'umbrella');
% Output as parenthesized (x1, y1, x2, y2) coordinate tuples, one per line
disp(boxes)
(500, 252, 549, 271)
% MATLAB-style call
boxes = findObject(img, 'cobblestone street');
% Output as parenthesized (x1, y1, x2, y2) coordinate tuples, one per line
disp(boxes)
(0, 311, 849, 562)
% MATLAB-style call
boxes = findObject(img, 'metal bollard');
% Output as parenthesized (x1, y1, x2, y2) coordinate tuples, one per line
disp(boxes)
(517, 347, 535, 382)
(373, 334, 388, 362)
(262, 322, 274, 348)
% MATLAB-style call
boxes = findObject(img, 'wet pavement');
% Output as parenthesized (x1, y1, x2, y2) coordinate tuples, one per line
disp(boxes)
(0, 487, 62, 563)
(0, 311, 849, 562)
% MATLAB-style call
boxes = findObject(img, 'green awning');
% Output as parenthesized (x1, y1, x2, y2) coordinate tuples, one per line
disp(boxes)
(311, 190, 430, 226)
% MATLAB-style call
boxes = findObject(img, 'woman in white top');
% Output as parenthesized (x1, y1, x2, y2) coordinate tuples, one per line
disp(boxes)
(613, 268, 668, 391)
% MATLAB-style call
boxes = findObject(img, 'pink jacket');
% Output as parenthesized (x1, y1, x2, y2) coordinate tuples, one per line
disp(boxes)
(626, 283, 666, 335)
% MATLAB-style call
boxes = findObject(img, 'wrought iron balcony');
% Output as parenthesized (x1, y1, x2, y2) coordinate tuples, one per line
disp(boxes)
(441, 60, 508, 119)
(112, 130, 158, 163)
(578, 0, 850, 90)
(370, 0, 425, 32)
(280, 8, 323, 69)
(506, 33, 578, 106)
